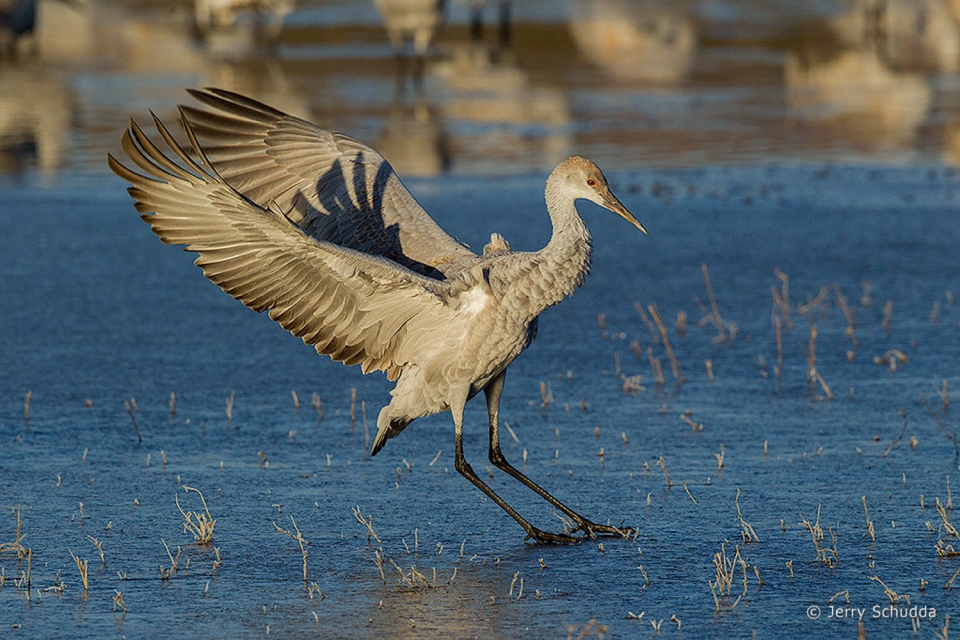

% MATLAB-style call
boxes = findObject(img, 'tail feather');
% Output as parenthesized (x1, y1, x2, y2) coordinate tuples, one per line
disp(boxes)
(371, 412, 413, 456)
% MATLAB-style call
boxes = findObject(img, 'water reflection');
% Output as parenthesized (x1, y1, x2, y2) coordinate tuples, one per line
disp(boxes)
(831, 0, 960, 72)
(0, 60, 72, 172)
(374, 0, 444, 59)
(0, 0, 36, 54)
(376, 86, 449, 177)
(430, 39, 571, 173)
(193, 0, 294, 40)
(1, 0, 960, 179)
(569, 0, 696, 83)
(782, 0, 960, 153)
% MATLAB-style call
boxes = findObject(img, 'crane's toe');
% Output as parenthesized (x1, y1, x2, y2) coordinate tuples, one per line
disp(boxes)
(524, 528, 582, 545)
(574, 519, 635, 540)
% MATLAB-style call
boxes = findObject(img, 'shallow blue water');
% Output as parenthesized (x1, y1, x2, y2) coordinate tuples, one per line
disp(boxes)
(3, 0, 960, 636)
(2, 164, 959, 638)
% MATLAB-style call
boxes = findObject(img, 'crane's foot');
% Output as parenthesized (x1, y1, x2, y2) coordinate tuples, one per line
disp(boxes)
(523, 526, 582, 545)
(572, 518, 635, 540)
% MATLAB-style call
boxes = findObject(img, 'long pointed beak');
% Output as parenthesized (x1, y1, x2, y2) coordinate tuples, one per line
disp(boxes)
(603, 191, 647, 234)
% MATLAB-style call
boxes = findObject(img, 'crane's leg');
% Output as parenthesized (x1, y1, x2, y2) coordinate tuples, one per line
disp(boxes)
(451, 394, 579, 544)
(485, 372, 634, 540)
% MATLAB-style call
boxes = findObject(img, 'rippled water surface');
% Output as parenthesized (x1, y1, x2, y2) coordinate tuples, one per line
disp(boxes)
(2, 1, 960, 638)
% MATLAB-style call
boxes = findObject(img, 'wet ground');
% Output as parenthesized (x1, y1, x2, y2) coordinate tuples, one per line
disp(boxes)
(2, 1, 960, 638)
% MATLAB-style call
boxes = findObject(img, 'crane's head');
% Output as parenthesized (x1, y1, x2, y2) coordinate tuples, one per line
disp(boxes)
(552, 156, 647, 234)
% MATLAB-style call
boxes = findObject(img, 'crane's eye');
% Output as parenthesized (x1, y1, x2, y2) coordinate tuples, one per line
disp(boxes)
(586, 178, 596, 187)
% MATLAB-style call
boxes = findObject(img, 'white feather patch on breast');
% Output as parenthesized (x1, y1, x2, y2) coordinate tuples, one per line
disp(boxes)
(457, 286, 491, 316)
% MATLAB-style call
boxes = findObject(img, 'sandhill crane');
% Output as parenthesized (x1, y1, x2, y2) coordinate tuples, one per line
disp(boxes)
(108, 89, 646, 543)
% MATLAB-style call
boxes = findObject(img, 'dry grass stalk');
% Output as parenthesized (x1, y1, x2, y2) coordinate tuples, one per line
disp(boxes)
(862, 497, 876, 542)
(273, 516, 309, 582)
(869, 575, 910, 605)
(947, 567, 960, 590)
(800, 505, 838, 567)
(657, 457, 672, 488)
(798, 286, 829, 317)
(638, 564, 650, 587)
(388, 556, 434, 589)
(622, 374, 644, 394)
(715, 445, 725, 472)
(834, 284, 858, 345)
(352, 505, 381, 544)
(509, 572, 520, 598)
(937, 380, 950, 411)
(936, 498, 959, 539)
(773, 268, 792, 327)
(210, 547, 222, 574)
(597, 313, 608, 340)
(811, 370, 833, 399)
(860, 281, 871, 306)
(567, 618, 608, 640)
(225, 390, 235, 425)
(69, 550, 89, 591)
(88, 535, 105, 566)
(774, 316, 783, 379)
(709, 542, 745, 611)
(540, 381, 553, 409)
(701, 263, 727, 342)
(883, 410, 908, 457)
(882, 300, 893, 331)
(873, 349, 908, 372)
(935, 615, 951, 640)
(124, 398, 142, 443)
(113, 590, 127, 614)
(169, 391, 176, 415)
(705, 359, 715, 383)
(646, 348, 665, 385)
(633, 301, 659, 339)
(164, 539, 181, 571)
(373, 549, 387, 582)
(291, 390, 300, 411)
(647, 303, 684, 382)
(736, 489, 760, 543)
(826, 590, 851, 606)
(680, 413, 702, 431)
(931, 300, 941, 322)
(935, 540, 958, 558)
(682, 483, 697, 504)
(807, 324, 817, 381)
(786, 560, 794, 578)
(177, 486, 216, 545)
(311, 392, 323, 420)
(676, 310, 687, 337)
(0, 506, 27, 560)
(24, 390, 31, 424)
(350, 388, 357, 426)
(919, 394, 960, 455)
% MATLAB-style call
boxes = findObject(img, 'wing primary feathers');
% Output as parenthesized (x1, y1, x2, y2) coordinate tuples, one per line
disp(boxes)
(109, 102, 461, 380)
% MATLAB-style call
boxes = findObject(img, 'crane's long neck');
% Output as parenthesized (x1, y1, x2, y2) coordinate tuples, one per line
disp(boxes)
(517, 179, 593, 317)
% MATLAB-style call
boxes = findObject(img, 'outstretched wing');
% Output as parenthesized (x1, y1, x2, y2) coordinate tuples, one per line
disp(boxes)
(178, 88, 477, 278)
(108, 110, 455, 381)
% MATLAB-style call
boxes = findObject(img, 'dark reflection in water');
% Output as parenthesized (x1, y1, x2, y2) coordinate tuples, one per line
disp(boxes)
(1, 0, 960, 180)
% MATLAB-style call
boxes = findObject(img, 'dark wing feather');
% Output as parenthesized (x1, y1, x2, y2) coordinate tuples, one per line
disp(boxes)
(179, 88, 477, 277)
